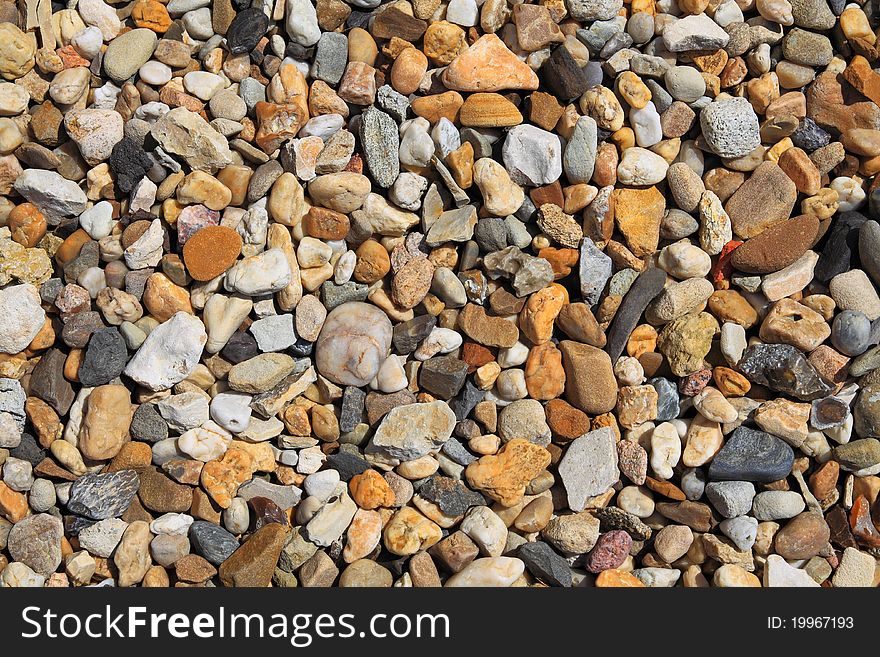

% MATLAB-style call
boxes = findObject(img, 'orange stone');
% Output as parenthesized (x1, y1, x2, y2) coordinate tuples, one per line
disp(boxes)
(524, 341, 565, 400)
(182, 225, 243, 281)
(131, 0, 172, 32)
(442, 34, 539, 92)
(595, 569, 645, 587)
(254, 101, 307, 153)
(302, 207, 350, 240)
(349, 469, 396, 509)
(411, 91, 464, 124)
(545, 398, 591, 441)
(612, 186, 665, 257)
(0, 481, 28, 522)
(200, 449, 253, 509)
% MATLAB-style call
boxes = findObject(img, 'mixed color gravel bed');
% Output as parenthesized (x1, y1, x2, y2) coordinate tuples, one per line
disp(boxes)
(1, 0, 880, 588)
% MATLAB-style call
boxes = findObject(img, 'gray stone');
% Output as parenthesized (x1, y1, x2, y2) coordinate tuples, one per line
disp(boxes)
(359, 107, 399, 188)
(705, 481, 755, 518)
(699, 97, 760, 159)
(579, 237, 612, 306)
(558, 427, 619, 511)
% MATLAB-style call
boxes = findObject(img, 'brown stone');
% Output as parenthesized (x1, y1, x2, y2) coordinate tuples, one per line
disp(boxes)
(730, 214, 819, 274)
(724, 161, 798, 239)
(774, 512, 831, 560)
(458, 303, 519, 348)
(559, 340, 618, 414)
(218, 523, 288, 587)
(459, 93, 523, 127)
(302, 207, 349, 241)
(354, 239, 391, 284)
(545, 398, 591, 441)
(182, 225, 243, 282)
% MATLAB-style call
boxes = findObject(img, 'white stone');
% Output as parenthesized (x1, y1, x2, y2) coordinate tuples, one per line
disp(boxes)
(139, 60, 172, 86)
(14, 170, 88, 219)
(372, 355, 409, 393)
(177, 420, 233, 462)
(630, 103, 663, 147)
(296, 445, 327, 474)
(303, 484, 357, 547)
(502, 124, 563, 186)
(399, 119, 435, 168)
(650, 421, 681, 480)
(721, 322, 748, 366)
(286, 0, 321, 47)
(764, 554, 819, 587)
(445, 557, 525, 587)
(413, 328, 463, 361)
(209, 392, 253, 434)
(124, 312, 207, 391)
(157, 392, 210, 432)
(71, 26, 104, 60)
(658, 239, 713, 279)
(431, 117, 461, 159)
(303, 469, 341, 503)
(78, 518, 128, 558)
(461, 506, 507, 557)
(249, 313, 297, 352)
(183, 71, 226, 101)
(617, 146, 669, 185)
(63, 108, 124, 165)
(224, 248, 292, 296)
(446, 0, 479, 25)
(124, 217, 164, 269)
(203, 294, 253, 354)
(223, 497, 249, 534)
(149, 513, 194, 536)
(78, 0, 121, 40)
(558, 427, 619, 511)
(0, 284, 46, 354)
(79, 201, 115, 240)
(130, 177, 157, 213)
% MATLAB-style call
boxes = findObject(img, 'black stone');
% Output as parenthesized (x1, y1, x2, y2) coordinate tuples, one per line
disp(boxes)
(231, 0, 250, 10)
(67, 469, 140, 520)
(29, 348, 75, 416)
(78, 328, 128, 387)
(392, 314, 436, 353)
(419, 355, 469, 399)
(9, 433, 45, 467)
(814, 211, 866, 282)
(418, 476, 484, 516)
(448, 379, 484, 422)
(326, 451, 371, 481)
(288, 337, 314, 357)
(517, 541, 572, 587)
(541, 45, 590, 102)
(226, 7, 269, 54)
(707, 426, 795, 483)
(441, 437, 478, 466)
(345, 9, 372, 30)
(130, 402, 169, 443)
(605, 266, 667, 362)
(737, 343, 834, 401)
(108, 137, 153, 195)
(221, 331, 259, 363)
(790, 117, 830, 152)
(189, 521, 240, 566)
(339, 386, 366, 434)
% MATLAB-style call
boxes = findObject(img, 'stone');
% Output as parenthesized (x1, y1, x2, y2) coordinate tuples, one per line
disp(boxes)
(0, 284, 45, 354)
(700, 97, 760, 159)
(558, 427, 619, 511)
(708, 426, 795, 483)
(315, 302, 392, 386)
(124, 312, 207, 391)
(366, 401, 455, 465)
(68, 469, 140, 520)
(219, 523, 287, 587)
